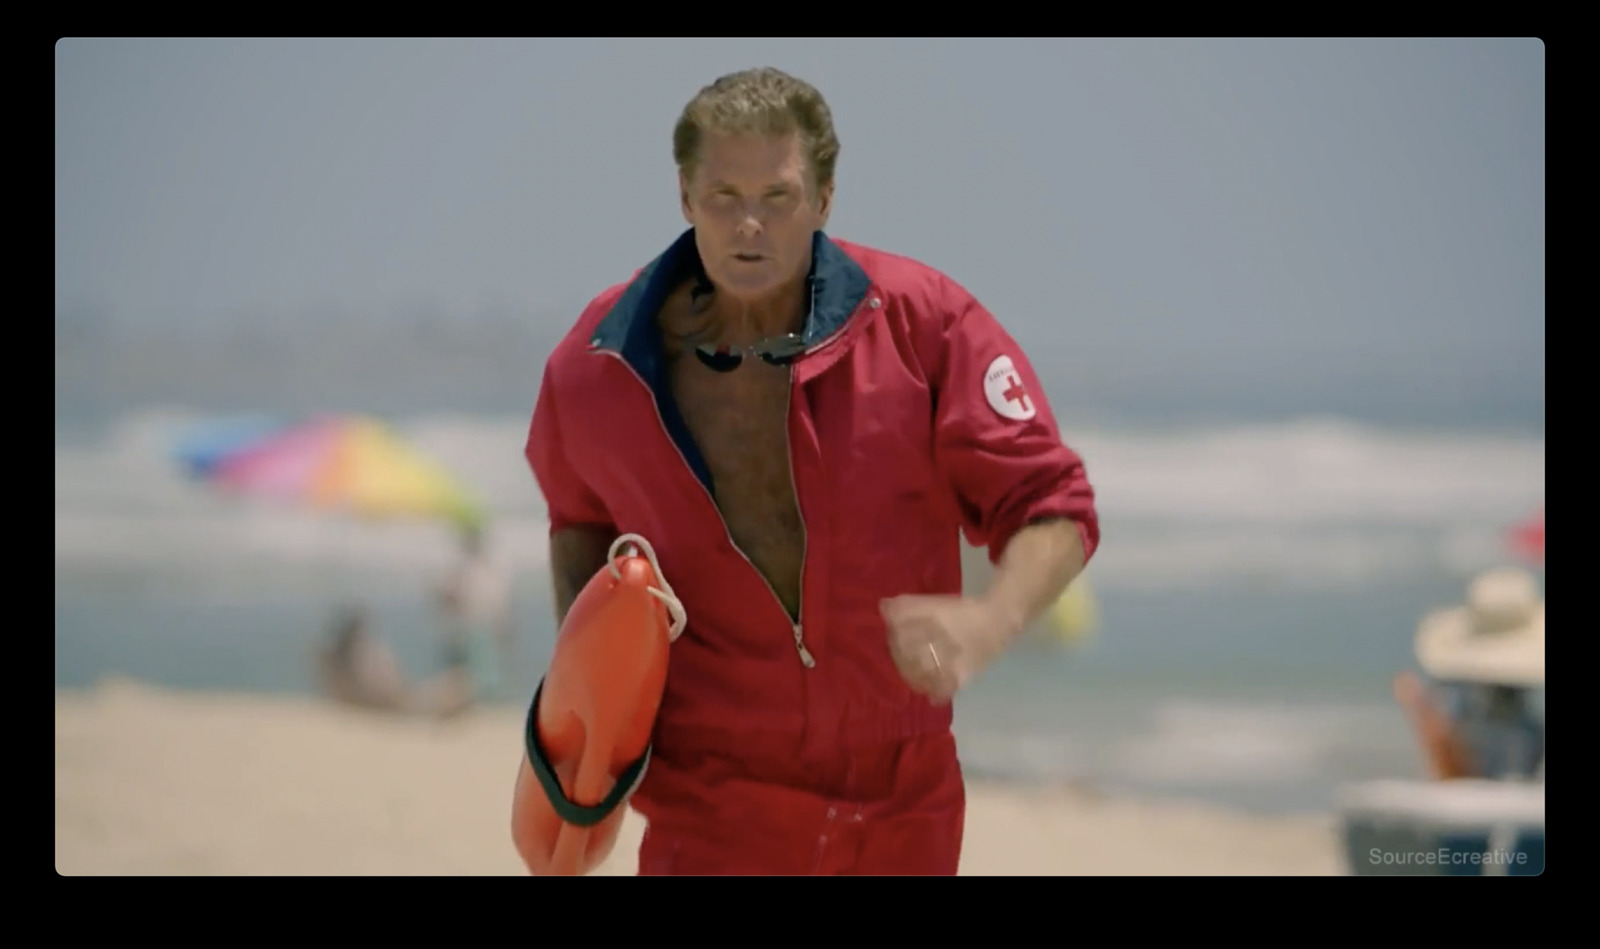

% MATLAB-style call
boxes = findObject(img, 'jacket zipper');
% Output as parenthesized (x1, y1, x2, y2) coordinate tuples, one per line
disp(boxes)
(781, 372, 814, 667)
(596, 350, 816, 668)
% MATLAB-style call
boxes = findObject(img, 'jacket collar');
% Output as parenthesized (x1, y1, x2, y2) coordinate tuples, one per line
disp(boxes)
(588, 227, 873, 380)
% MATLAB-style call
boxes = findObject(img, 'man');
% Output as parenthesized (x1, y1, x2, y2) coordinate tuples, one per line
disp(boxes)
(524, 67, 1099, 875)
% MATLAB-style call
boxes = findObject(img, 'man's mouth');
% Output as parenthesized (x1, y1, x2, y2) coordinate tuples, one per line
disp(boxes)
(734, 253, 764, 262)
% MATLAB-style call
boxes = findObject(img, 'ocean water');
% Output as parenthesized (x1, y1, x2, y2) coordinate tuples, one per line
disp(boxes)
(54, 406, 1545, 814)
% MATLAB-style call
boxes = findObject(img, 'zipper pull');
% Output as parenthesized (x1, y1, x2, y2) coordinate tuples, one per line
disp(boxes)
(793, 624, 816, 668)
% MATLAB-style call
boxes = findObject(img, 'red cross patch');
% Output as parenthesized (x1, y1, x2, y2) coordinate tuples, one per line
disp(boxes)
(982, 355, 1035, 421)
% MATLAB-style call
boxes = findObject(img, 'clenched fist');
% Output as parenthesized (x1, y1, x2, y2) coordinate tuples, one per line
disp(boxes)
(880, 594, 1023, 704)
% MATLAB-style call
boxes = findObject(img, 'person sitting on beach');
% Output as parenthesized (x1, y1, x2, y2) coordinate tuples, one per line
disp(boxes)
(315, 603, 474, 719)
(1393, 566, 1544, 781)
(315, 603, 409, 712)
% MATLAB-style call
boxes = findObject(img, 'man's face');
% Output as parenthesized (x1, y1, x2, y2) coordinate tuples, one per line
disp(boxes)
(680, 131, 832, 302)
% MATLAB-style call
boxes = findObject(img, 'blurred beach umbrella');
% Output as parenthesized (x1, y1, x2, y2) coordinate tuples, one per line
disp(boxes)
(171, 414, 289, 478)
(189, 413, 485, 532)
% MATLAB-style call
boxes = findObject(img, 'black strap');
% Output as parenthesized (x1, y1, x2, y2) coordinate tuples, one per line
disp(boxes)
(523, 677, 651, 828)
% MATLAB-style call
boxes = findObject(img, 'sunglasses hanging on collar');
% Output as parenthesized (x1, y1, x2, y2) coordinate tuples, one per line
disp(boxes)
(693, 334, 809, 372)
(686, 270, 810, 372)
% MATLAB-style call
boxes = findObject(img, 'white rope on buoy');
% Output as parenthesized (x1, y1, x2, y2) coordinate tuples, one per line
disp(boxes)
(608, 533, 687, 641)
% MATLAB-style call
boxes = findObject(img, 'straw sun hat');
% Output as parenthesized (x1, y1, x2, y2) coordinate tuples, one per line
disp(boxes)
(1415, 566, 1544, 688)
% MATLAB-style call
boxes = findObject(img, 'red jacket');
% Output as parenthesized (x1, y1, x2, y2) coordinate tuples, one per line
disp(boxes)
(526, 228, 1098, 764)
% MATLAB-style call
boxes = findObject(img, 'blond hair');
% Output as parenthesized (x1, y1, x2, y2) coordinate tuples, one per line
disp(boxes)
(673, 67, 840, 195)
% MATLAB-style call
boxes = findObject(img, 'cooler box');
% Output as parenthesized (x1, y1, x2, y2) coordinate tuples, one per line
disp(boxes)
(1337, 779, 1543, 876)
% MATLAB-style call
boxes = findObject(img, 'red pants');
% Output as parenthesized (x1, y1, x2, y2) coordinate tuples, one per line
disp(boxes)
(629, 730, 965, 875)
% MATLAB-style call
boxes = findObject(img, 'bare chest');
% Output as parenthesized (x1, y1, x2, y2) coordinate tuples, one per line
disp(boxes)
(666, 350, 805, 620)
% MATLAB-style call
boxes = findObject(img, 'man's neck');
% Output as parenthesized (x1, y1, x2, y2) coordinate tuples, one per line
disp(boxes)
(692, 243, 814, 343)
(702, 282, 808, 342)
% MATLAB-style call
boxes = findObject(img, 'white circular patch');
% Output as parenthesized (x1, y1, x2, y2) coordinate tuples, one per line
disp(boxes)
(983, 355, 1036, 421)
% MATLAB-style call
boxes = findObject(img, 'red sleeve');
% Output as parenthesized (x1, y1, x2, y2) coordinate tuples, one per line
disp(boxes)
(525, 359, 614, 535)
(929, 277, 1099, 565)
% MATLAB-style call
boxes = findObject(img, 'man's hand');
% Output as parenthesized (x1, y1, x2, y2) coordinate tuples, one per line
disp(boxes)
(882, 518, 1089, 703)
(881, 594, 1025, 703)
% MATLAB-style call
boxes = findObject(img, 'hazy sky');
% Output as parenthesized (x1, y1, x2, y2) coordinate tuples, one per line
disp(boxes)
(55, 38, 1544, 428)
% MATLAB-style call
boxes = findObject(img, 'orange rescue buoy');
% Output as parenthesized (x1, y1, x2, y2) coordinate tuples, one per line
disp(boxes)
(510, 533, 685, 875)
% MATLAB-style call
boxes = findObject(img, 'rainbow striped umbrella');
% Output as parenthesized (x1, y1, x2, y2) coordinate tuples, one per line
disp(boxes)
(187, 413, 485, 531)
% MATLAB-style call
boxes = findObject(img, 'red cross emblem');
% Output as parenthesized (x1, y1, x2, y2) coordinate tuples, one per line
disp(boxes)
(983, 355, 1036, 421)
(1001, 373, 1031, 414)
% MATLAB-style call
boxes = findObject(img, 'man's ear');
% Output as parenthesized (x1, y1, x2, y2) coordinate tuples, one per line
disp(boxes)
(679, 171, 693, 223)
(816, 180, 835, 227)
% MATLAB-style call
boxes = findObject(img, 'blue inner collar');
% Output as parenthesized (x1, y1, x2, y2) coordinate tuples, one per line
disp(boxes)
(590, 227, 870, 370)
(586, 227, 871, 496)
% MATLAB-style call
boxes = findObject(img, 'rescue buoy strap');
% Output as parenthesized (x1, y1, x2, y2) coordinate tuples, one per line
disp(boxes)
(523, 677, 650, 828)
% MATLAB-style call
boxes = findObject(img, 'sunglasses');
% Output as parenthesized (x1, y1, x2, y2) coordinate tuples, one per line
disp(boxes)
(693, 333, 809, 372)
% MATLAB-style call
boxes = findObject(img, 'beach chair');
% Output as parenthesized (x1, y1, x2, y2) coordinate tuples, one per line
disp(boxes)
(1336, 778, 1543, 876)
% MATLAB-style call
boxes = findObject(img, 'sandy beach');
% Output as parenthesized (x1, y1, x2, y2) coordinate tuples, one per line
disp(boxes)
(56, 677, 1344, 876)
